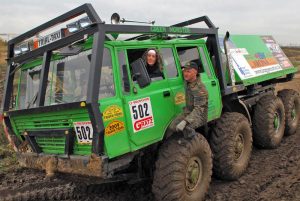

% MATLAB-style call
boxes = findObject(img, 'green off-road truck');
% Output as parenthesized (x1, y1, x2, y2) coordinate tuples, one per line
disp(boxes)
(1, 4, 299, 201)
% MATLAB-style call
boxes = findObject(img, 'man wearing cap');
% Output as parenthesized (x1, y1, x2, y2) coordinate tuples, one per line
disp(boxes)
(170, 61, 208, 134)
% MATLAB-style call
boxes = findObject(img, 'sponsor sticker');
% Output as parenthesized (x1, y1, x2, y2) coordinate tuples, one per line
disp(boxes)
(73, 121, 93, 144)
(105, 120, 125, 136)
(175, 92, 185, 105)
(103, 105, 124, 121)
(229, 48, 249, 55)
(129, 97, 154, 133)
(261, 36, 293, 69)
(37, 29, 63, 48)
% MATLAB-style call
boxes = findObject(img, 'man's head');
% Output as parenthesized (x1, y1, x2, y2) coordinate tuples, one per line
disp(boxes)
(182, 61, 198, 82)
(146, 49, 157, 66)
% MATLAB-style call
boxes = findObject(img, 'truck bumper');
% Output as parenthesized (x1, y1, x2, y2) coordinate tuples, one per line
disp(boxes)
(17, 152, 104, 178)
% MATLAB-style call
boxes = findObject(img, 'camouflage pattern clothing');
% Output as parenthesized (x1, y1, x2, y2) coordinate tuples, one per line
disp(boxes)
(170, 78, 208, 131)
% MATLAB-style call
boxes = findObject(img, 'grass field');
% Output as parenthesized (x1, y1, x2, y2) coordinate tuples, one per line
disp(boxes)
(0, 39, 6, 65)
(282, 47, 300, 71)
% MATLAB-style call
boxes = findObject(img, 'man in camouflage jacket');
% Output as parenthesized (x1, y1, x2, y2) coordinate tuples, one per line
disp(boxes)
(170, 61, 208, 133)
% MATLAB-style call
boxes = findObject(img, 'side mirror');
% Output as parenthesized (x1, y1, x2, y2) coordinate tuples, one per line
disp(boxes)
(131, 58, 151, 88)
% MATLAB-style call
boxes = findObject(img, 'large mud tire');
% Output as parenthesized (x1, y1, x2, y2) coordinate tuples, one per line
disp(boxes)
(152, 134, 212, 201)
(253, 95, 285, 148)
(210, 112, 252, 180)
(277, 89, 300, 136)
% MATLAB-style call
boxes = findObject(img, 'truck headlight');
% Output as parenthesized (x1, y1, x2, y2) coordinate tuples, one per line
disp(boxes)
(79, 16, 91, 28)
(20, 42, 30, 53)
(66, 21, 80, 33)
(14, 46, 21, 56)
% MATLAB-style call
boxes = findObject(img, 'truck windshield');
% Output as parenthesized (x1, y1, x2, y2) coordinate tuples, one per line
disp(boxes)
(18, 48, 114, 109)
(18, 66, 41, 109)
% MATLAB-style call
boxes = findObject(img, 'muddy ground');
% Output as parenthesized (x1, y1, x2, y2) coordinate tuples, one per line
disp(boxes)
(0, 76, 299, 201)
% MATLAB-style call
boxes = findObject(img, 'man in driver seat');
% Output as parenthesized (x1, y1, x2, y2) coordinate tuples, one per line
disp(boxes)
(170, 61, 208, 133)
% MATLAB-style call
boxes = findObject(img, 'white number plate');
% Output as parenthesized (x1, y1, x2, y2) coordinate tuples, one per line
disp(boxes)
(129, 97, 154, 133)
(73, 121, 94, 144)
(37, 30, 63, 48)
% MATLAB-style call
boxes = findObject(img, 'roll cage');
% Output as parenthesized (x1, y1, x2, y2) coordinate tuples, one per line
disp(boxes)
(1, 3, 242, 156)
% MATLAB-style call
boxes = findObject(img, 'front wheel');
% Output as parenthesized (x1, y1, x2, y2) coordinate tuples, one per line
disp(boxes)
(210, 112, 253, 180)
(152, 134, 212, 201)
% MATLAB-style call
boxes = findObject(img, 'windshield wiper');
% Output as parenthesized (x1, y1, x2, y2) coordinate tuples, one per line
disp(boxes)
(26, 92, 38, 109)
(9, 62, 23, 76)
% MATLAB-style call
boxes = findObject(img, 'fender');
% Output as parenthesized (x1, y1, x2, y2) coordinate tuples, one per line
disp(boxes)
(223, 98, 252, 125)
(238, 99, 252, 125)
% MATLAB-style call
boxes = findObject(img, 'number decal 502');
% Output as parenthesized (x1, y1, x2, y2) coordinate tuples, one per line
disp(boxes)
(73, 121, 94, 144)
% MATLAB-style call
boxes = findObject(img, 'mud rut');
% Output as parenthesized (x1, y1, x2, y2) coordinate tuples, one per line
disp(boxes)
(0, 125, 299, 201)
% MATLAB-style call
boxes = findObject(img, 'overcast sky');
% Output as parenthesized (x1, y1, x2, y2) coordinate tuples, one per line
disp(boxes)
(0, 0, 299, 45)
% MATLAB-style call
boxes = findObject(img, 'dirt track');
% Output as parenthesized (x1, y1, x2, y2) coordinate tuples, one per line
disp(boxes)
(0, 76, 299, 201)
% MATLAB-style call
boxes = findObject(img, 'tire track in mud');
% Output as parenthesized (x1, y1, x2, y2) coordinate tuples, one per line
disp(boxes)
(0, 126, 299, 201)
(206, 125, 300, 201)
(0, 168, 154, 201)
(0, 169, 77, 201)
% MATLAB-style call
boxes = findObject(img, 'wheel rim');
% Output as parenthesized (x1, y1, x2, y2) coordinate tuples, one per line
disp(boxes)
(185, 157, 202, 192)
(274, 112, 280, 132)
(235, 133, 244, 161)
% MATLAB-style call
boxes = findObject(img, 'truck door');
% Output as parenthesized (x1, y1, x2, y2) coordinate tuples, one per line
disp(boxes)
(116, 48, 175, 149)
(175, 45, 222, 121)
(159, 47, 185, 115)
(96, 47, 131, 158)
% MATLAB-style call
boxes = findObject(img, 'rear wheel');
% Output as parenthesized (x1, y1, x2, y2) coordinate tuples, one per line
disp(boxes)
(152, 134, 212, 201)
(277, 89, 300, 136)
(210, 112, 252, 180)
(253, 95, 285, 148)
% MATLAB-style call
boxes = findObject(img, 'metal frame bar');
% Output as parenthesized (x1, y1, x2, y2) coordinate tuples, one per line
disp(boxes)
(8, 4, 101, 46)
(172, 15, 216, 28)
(104, 24, 217, 35)
(36, 51, 52, 106)
(10, 25, 99, 64)
(86, 28, 106, 155)
(8, 101, 85, 117)
(24, 134, 42, 154)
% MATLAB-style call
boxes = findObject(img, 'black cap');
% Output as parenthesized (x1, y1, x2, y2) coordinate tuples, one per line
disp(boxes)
(182, 61, 198, 72)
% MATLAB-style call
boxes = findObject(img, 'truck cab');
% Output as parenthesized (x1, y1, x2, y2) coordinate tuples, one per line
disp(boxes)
(6, 37, 222, 159)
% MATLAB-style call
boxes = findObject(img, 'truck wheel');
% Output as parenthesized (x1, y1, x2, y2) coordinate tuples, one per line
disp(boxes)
(210, 112, 252, 180)
(277, 89, 300, 136)
(253, 95, 285, 148)
(152, 134, 212, 201)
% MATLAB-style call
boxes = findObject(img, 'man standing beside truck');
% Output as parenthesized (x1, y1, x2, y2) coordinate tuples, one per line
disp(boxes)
(170, 61, 208, 133)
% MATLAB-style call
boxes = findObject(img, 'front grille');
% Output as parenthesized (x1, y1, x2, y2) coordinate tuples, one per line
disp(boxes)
(36, 136, 65, 154)
(11, 108, 92, 155)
